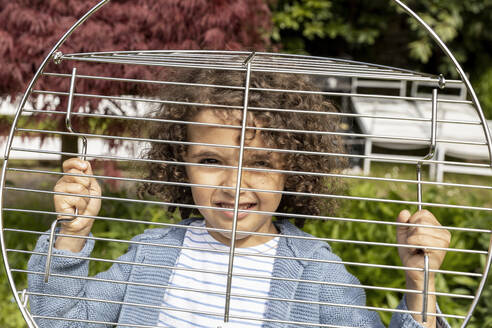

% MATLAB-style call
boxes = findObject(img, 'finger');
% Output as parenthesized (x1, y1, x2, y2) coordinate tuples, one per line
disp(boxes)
(86, 178, 102, 215)
(62, 158, 88, 173)
(54, 179, 90, 194)
(56, 182, 90, 196)
(397, 209, 412, 223)
(406, 229, 450, 249)
(83, 161, 95, 175)
(414, 210, 441, 226)
(54, 194, 88, 219)
(396, 209, 411, 245)
(84, 162, 101, 196)
(54, 182, 90, 215)
(89, 177, 101, 197)
(406, 212, 449, 245)
(61, 168, 91, 188)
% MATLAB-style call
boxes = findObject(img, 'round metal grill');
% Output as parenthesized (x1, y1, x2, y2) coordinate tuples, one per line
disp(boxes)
(1, 1, 491, 328)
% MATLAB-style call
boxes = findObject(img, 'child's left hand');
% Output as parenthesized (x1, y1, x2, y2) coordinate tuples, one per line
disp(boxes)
(396, 209, 451, 326)
(396, 209, 451, 284)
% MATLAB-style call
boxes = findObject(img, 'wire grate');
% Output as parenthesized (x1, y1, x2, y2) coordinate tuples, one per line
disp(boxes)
(1, 1, 492, 328)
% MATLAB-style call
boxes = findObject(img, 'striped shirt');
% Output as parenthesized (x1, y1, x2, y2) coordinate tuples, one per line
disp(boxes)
(157, 220, 279, 328)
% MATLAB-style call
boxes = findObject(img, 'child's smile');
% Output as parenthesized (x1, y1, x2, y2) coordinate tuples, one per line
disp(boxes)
(184, 109, 285, 247)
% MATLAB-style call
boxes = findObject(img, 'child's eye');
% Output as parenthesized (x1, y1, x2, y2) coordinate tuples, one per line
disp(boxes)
(253, 160, 271, 168)
(199, 158, 219, 165)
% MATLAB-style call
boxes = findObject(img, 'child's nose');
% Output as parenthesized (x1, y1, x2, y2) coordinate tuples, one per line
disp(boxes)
(220, 167, 249, 197)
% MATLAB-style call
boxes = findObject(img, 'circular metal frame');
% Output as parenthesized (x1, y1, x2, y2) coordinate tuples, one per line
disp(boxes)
(1, 1, 491, 327)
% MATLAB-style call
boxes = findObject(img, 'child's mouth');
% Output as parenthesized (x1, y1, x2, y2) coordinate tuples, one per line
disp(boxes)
(216, 202, 256, 210)
(215, 202, 257, 219)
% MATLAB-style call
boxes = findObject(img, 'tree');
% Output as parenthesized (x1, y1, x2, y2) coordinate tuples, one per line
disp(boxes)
(271, 0, 492, 118)
(0, 0, 273, 162)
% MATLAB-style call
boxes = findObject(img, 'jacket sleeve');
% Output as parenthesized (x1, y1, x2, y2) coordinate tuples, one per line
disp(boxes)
(317, 247, 450, 328)
(318, 247, 385, 327)
(27, 231, 143, 328)
(389, 296, 451, 328)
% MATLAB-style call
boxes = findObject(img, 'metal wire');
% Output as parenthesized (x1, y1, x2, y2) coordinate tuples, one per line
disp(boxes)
(10, 139, 492, 169)
(6, 166, 492, 194)
(1, 2, 492, 328)
(6, 183, 492, 214)
(5, 240, 484, 278)
(23, 99, 483, 125)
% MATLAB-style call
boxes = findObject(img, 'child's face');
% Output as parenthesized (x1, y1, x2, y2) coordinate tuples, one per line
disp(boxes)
(184, 109, 285, 247)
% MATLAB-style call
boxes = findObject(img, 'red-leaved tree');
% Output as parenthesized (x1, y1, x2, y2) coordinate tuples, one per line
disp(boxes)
(1, 0, 272, 94)
(0, 0, 273, 167)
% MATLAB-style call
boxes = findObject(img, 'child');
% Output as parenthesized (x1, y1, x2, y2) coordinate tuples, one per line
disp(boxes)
(28, 69, 451, 328)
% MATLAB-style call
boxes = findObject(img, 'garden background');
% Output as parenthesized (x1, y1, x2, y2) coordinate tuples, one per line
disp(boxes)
(1, 0, 492, 327)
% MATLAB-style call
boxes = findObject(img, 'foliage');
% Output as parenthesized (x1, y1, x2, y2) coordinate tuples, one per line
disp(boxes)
(271, 0, 492, 118)
(0, 184, 177, 327)
(303, 178, 491, 327)
(0, 0, 273, 139)
(1, 164, 491, 327)
(0, 0, 272, 95)
(272, 1, 388, 52)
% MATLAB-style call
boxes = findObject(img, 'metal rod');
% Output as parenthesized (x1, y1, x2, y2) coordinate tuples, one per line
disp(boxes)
(43, 220, 58, 282)
(45, 67, 89, 283)
(15, 126, 490, 160)
(422, 253, 430, 323)
(8, 166, 492, 193)
(65, 68, 87, 161)
(223, 52, 254, 322)
(18, 290, 39, 328)
(96, 52, 411, 76)
(0, 1, 111, 324)
(42, 72, 245, 90)
(8, 245, 482, 278)
(5, 226, 487, 264)
(413, 88, 438, 323)
(31, 86, 475, 114)
(7, 183, 492, 214)
(29, 88, 478, 119)
(60, 54, 447, 82)
(462, 235, 492, 326)
(57, 49, 453, 81)
(11, 143, 492, 169)
(16, 128, 242, 150)
(13, 267, 475, 300)
(416, 88, 438, 210)
(16, 122, 490, 150)
(24, 290, 459, 322)
(417, 163, 424, 211)
(6, 206, 492, 235)
(33, 89, 242, 109)
(425, 89, 439, 161)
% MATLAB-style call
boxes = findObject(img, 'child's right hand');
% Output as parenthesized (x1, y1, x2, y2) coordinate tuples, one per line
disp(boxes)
(53, 158, 101, 252)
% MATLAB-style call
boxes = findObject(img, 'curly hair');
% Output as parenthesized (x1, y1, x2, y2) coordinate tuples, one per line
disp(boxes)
(137, 68, 347, 227)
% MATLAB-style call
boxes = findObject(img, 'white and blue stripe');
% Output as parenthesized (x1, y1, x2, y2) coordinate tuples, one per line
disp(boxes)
(157, 220, 278, 328)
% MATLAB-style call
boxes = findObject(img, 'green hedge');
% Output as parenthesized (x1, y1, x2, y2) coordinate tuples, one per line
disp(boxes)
(1, 169, 491, 327)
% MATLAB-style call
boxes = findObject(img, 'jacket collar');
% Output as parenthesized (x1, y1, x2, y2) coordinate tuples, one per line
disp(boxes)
(120, 218, 329, 327)
(118, 219, 193, 326)
(262, 219, 329, 328)
(275, 219, 330, 266)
